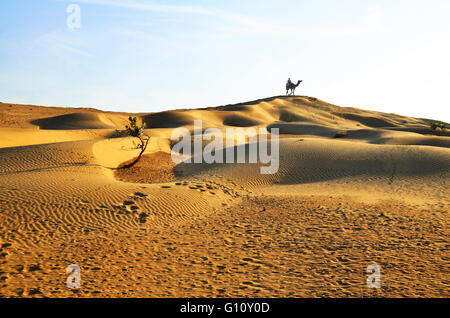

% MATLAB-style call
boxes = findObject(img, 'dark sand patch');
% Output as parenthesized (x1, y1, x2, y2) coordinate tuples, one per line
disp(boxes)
(115, 151, 177, 184)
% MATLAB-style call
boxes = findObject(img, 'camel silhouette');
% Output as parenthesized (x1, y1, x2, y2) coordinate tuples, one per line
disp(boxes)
(286, 80, 302, 96)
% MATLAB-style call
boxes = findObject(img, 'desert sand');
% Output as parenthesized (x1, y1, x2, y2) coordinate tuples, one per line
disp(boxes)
(0, 96, 448, 297)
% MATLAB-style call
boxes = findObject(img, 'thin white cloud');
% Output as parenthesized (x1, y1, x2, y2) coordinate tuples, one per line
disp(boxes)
(35, 32, 92, 57)
(70, 0, 234, 17)
(55, 42, 92, 57)
(68, 0, 370, 37)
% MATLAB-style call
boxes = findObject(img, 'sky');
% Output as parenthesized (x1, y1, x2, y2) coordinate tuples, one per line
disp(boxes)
(1, 0, 449, 121)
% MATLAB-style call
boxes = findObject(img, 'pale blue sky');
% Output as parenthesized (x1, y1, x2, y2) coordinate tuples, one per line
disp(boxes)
(1, 0, 449, 121)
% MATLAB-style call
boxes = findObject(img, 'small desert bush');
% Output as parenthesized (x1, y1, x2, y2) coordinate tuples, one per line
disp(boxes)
(126, 117, 147, 145)
(334, 130, 348, 138)
(430, 122, 446, 135)
(121, 117, 150, 168)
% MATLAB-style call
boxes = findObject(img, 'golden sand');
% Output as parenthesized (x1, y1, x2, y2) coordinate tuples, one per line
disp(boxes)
(0, 96, 448, 297)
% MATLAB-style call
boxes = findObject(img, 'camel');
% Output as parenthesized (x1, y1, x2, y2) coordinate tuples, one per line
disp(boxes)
(286, 80, 302, 96)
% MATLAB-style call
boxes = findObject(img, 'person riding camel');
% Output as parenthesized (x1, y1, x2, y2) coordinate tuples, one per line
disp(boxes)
(287, 78, 293, 87)
(286, 78, 303, 95)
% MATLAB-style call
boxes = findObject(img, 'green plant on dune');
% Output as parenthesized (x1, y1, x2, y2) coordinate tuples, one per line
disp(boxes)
(430, 122, 446, 135)
(121, 116, 150, 168)
(126, 116, 146, 140)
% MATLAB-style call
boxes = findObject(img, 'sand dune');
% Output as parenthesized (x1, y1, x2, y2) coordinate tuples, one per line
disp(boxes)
(31, 113, 116, 130)
(142, 111, 198, 129)
(0, 97, 448, 297)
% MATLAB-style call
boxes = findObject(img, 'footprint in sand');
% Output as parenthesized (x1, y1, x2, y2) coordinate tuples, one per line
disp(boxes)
(14, 264, 24, 272)
(134, 192, 148, 198)
(138, 212, 148, 224)
(15, 288, 24, 296)
(0, 273, 7, 282)
(189, 184, 205, 191)
(27, 288, 43, 296)
(121, 203, 139, 213)
(27, 264, 42, 272)
(161, 185, 171, 189)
